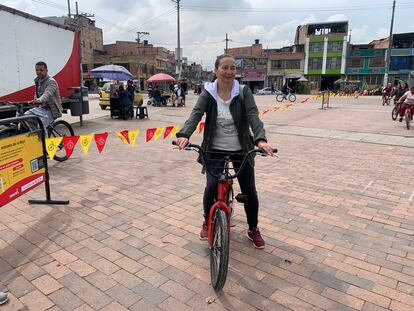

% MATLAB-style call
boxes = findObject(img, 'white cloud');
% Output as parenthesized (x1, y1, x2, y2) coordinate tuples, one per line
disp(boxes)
(376, 27, 388, 39)
(326, 14, 348, 22)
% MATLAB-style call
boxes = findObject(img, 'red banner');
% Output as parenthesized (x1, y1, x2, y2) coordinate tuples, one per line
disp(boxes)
(94, 133, 109, 154)
(146, 128, 156, 142)
(62, 136, 79, 159)
(164, 126, 174, 139)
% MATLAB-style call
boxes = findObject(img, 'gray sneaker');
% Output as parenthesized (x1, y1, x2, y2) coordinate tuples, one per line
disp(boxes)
(0, 292, 8, 305)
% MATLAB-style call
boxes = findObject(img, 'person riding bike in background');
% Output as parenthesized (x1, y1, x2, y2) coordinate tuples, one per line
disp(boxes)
(382, 82, 393, 104)
(176, 54, 274, 249)
(392, 81, 409, 111)
(24, 61, 63, 131)
(281, 83, 292, 100)
(397, 85, 414, 122)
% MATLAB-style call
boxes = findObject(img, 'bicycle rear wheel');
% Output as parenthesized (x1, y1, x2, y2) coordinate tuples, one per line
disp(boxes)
(48, 120, 75, 162)
(288, 94, 296, 102)
(391, 107, 399, 120)
(276, 94, 284, 102)
(210, 209, 229, 291)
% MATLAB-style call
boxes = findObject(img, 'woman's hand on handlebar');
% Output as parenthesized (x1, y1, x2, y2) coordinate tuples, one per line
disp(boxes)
(257, 141, 274, 156)
(176, 137, 189, 150)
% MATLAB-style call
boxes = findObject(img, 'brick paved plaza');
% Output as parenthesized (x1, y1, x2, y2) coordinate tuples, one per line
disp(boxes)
(1, 93, 414, 310)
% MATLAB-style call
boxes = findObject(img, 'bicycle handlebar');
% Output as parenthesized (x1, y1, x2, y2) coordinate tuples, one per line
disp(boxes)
(172, 140, 277, 180)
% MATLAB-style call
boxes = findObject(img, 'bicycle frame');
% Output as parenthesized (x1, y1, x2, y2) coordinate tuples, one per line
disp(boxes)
(208, 177, 232, 245)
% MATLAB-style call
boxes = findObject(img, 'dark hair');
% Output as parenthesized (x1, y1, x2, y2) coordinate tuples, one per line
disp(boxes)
(118, 84, 124, 91)
(215, 54, 235, 69)
(35, 61, 47, 68)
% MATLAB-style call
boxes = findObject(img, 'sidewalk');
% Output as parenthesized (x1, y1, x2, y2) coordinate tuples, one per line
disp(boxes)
(1, 93, 414, 310)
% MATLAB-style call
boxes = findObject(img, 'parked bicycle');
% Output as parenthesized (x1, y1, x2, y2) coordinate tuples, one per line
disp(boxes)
(0, 101, 74, 161)
(276, 92, 296, 102)
(173, 140, 277, 290)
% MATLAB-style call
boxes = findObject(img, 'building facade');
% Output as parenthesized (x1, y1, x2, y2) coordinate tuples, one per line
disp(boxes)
(389, 32, 414, 86)
(346, 43, 386, 90)
(296, 21, 348, 91)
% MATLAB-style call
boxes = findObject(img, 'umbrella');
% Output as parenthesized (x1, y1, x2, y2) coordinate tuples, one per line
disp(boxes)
(297, 76, 309, 82)
(147, 73, 175, 83)
(90, 64, 133, 81)
(334, 78, 346, 84)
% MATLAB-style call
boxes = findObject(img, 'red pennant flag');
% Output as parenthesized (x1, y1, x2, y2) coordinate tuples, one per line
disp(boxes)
(146, 128, 156, 142)
(94, 132, 109, 154)
(198, 122, 205, 133)
(62, 136, 79, 159)
(120, 130, 130, 144)
(164, 126, 174, 139)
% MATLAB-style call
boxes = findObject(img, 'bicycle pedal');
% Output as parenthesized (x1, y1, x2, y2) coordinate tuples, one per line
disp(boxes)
(235, 193, 248, 203)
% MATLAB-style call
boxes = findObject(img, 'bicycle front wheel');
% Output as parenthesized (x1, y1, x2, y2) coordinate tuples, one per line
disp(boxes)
(288, 94, 296, 102)
(391, 107, 398, 121)
(406, 111, 411, 130)
(276, 94, 284, 102)
(48, 120, 75, 162)
(210, 209, 229, 291)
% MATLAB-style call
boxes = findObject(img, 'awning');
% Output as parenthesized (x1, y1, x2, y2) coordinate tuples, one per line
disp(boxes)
(284, 73, 303, 79)
(242, 70, 265, 82)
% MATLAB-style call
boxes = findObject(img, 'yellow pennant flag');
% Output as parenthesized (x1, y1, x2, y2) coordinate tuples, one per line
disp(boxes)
(279, 105, 287, 111)
(153, 127, 164, 141)
(79, 134, 94, 154)
(116, 130, 130, 145)
(169, 125, 180, 138)
(129, 129, 140, 147)
(45, 137, 63, 160)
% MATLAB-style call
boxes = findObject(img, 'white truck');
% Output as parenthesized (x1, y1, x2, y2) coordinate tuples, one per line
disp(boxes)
(0, 4, 88, 120)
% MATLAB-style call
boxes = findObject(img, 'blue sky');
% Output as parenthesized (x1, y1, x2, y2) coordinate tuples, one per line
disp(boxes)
(3, 0, 414, 69)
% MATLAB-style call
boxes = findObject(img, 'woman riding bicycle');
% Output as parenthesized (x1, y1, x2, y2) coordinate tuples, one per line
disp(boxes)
(176, 54, 274, 249)
(397, 85, 414, 122)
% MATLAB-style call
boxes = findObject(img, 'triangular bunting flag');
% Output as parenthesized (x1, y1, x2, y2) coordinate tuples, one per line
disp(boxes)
(129, 129, 140, 147)
(45, 137, 63, 160)
(164, 126, 174, 139)
(153, 127, 164, 141)
(198, 122, 205, 133)
(146, 128, 156, 142)
(94, 133, 108, 154)
(116, 130, 130, 145)
(169, 125, 180, 138)
(62, 136, 79, 159)
(79, 134, 94, 154)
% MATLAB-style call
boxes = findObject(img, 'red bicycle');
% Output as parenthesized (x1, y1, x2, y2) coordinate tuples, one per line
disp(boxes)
(173, 141, 277, 290)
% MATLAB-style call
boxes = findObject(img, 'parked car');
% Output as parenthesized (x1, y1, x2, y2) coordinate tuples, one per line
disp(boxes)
(99, 82, 144, 110)
(256, 87, 280, 95)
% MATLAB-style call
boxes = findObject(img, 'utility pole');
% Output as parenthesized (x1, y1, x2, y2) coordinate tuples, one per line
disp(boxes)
(136, 31, 149, 91)
(225, 33, 229, 53)
(171, 0, 181, 79)
(384, 0, 396, 86)
(67, 0, 71, 17)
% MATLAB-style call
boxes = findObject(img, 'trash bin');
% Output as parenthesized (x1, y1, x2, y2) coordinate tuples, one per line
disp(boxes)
(68, 87, 89, 116)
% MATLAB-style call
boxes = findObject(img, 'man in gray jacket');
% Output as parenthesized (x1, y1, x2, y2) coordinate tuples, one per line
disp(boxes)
(25, 61, 63, 130)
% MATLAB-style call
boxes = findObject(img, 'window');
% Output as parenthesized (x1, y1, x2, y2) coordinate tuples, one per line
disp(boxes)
(347, 58, 363, 67)
(115, 63, 130, 71)
(309, 42, 324, 53)
(365, 75, 383, 86)
(327, 41, 343, 52)
(326, 57, 341, 69)
(308, 58, 322, 69)
(82, 64, 88, 72)
(271, 60, 301, 69)
(369, 57, 385, 67)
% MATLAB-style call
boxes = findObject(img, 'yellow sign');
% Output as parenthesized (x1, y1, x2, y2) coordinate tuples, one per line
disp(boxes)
(0, 133, 45, 206)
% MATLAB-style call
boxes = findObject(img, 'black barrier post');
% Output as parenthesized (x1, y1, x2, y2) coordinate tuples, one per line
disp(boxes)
(0, 115, 69, 205)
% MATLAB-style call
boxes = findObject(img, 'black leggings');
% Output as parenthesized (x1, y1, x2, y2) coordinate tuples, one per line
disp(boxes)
(203, 150, 259, 229)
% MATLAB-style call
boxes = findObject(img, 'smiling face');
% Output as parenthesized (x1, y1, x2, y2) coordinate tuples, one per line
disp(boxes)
(214, 56, 236, 85)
